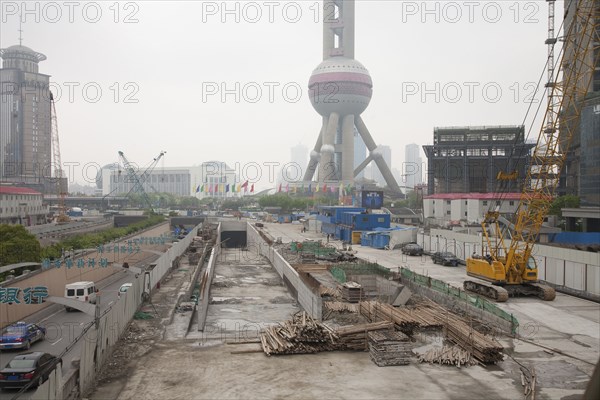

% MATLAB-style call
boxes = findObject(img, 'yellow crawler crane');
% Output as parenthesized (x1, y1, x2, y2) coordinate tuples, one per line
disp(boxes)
(465, 0, 598, 302)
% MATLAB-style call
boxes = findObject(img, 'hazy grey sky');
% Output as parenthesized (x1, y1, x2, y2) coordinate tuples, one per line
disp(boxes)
(1, 1, 557, 189)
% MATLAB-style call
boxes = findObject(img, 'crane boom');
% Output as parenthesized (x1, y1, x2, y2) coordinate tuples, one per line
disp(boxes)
(465, 0, 598, 301)
(507, 0, 598, 271)
(50, 93, 69, 224)
(118, 151, 155, 213)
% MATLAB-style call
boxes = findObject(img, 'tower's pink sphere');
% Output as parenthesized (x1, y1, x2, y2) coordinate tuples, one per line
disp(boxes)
(308, 57, 373, 116)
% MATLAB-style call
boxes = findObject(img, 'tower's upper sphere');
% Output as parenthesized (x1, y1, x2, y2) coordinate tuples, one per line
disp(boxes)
(308, 57, 373, 117)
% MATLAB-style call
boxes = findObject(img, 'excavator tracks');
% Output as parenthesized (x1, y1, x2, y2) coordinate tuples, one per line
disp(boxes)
(528, 283, 556, 301)
(464, 280, 509, 302)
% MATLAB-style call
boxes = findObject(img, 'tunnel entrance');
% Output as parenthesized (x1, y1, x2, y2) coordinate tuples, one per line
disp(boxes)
(221, 231, 247, 248)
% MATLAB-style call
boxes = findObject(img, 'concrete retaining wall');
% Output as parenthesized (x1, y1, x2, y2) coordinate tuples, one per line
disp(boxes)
(197, 223, 221, 330)
(419, 229, 600, 296)
(76, 224, 201, 397)
(247, 223, 323, 320)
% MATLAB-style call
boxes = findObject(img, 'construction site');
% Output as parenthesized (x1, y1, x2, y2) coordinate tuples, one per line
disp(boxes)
(84, 219, 598, 400)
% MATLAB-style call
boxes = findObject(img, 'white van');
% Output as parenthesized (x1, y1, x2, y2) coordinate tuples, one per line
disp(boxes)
(64, 281, 97, 311)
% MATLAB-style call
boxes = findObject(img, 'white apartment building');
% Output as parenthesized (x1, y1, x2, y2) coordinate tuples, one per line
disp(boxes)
(0, 186, 48, 225)
(423, 193, 522, 226)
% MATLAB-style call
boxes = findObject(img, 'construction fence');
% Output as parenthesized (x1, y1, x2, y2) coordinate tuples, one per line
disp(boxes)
(290, 240, 337, 256)
(330, 262, 392, 283)
(399, 267, 519, 335)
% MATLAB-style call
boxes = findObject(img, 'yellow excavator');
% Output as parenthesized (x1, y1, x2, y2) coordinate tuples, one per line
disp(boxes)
(464, 0, 598, 302)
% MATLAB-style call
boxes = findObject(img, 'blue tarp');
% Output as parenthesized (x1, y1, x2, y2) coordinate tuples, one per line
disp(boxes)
(549, 232, 600, 245)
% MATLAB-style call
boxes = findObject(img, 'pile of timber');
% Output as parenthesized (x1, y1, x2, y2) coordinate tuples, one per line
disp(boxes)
(342, 282, 364, 303)
(368, 330, 412, 366)
(323, 301, 359, 313)
(360, 300, 503, 364)
(417, 345, 478, 367)
(444, 319, 503, 364)
(336, 321, 394, 351)
(260, 311, 338, 356)
(320, 286, 342, 298)
(359, 301, 441, 336)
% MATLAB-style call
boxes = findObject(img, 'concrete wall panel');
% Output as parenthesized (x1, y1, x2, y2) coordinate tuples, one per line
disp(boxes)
(587, 264, 600, 295)
(564, 261, 586, 291)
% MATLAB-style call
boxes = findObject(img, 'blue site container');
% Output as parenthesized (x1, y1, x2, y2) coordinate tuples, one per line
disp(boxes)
(360, 232, 372, 246)
(348, 213, 391, 230)
(339, 228, 352, 243)
(334, 207, 365, 224)
(335, 225, 343, 240)
(322, 222, 336, 235)
(370, 233, 390, 249)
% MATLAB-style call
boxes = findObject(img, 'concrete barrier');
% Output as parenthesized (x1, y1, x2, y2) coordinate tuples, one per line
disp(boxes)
(247, 223, 323, 320)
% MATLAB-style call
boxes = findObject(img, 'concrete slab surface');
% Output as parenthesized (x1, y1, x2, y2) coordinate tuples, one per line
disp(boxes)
(91, 222, 598, 399)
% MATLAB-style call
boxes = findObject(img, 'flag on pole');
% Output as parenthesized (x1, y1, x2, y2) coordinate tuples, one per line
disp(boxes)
(200, 184, 204, 192)
(323, 183, 327, 192)
(250, 183, 254, 192)
(241, 180, 249, 192)
(315, 184, 319, 193)
(278, 183, 282, 192)
(226, 184, 230, 193)
(308, 184, 312, 193)
(196, 185, 200, 193)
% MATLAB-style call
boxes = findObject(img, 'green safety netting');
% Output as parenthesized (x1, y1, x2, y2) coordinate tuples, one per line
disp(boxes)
(400, 267, 519, 334)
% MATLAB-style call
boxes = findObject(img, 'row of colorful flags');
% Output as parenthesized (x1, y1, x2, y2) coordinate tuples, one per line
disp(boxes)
(195, 181, 356, 195)
(196, 181, 254, 194)
(278, 182, 354, 194)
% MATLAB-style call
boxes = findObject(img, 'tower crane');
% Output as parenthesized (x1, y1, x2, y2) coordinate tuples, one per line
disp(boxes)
(50, 92, 69, 224)
(138, 150, 166, 194)
(117, 151, 155, 213)
(464, 0, 598, 302)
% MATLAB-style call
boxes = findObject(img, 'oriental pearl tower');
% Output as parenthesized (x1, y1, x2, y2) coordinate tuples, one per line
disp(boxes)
(303, 0, 400, 192)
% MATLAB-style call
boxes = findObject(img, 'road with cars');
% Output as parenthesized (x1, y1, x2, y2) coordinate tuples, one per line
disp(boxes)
(0, 224, 171, 397)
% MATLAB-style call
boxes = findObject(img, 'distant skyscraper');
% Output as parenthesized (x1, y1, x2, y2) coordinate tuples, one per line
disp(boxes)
(404, 143, 423, 189)
(0, 43, 51, 192)
(288, 143, 308, 182)
(372, 145, 391, 187)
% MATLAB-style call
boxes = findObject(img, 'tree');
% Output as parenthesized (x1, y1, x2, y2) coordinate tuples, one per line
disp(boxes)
(549, 195, 580, 216)
(0, 224, 41, 266)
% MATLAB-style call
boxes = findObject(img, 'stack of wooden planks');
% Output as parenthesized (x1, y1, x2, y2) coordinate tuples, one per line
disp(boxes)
(359, 300, 503, 364)
(336, 321, 395, 351)
(368, 330, 413, 366)
(323, 301, 359, 313)
(444, 320, 503, 364)
(260, 313, 398, 356)
(417, 345, 478, 367)
(359, 301, 441, 336)
(260, 311, 339, 356)
(342, 282, 364, 303)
